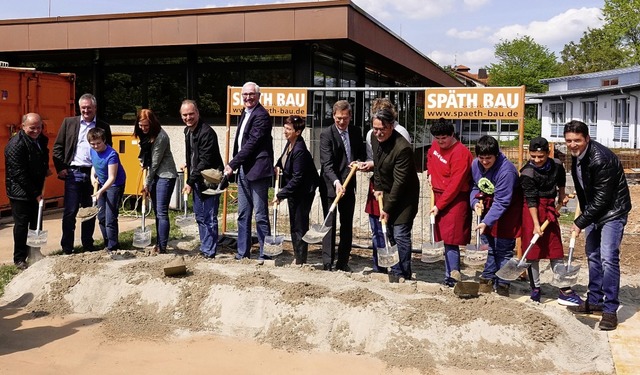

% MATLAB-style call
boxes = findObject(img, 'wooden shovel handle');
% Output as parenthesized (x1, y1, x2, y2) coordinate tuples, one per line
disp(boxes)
(329, 164, 358, 207)
(183, 167, 189, 188)
(376, 194, 386, 226)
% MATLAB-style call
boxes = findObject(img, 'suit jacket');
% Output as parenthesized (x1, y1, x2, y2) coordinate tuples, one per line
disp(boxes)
(372, 131, 419, 225)
(275, 136, 319, 200)
(53, 116, 112, 173)
(230, 103, 274, 181)
(319, 123, 366, 198)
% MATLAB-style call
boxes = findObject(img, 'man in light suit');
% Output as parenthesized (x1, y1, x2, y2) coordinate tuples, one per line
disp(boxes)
(224, 82, 274, 260)
(319, 100, 366, 271)
(53, 93, 112, 254)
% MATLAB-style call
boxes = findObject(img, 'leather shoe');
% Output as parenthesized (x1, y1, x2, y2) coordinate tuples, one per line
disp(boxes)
(567, 300, 604, 315)
(323, 263, 332, 271)
(336, 264, 352, 272)
(598, 312, 618, 331)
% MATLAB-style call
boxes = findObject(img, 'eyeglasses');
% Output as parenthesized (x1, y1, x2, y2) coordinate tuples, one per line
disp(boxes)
(372, 127, 388, 133)
(242, 92, 257, 97)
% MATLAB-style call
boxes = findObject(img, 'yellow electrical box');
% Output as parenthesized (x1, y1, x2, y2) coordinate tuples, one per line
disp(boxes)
(112, 132, 144, 196)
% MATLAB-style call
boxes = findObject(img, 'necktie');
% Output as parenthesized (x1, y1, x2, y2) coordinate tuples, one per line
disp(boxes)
(341, 131, 351, 163)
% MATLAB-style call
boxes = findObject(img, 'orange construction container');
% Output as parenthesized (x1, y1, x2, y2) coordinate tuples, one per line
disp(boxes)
(0, 66, 76, 214)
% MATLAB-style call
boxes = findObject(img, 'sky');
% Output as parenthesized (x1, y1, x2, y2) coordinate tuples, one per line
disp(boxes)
(1, 0, 606, 72)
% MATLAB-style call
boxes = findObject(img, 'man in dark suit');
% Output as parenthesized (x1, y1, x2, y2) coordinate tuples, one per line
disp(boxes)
(371, 108, 419, 281)
(319, 100, 366, 271)
(224, 82, 274, 260)
(53, 93, 112, 254)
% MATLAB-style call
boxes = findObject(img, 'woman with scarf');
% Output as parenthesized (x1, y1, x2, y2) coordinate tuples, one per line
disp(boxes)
(133, 109, 178, 254)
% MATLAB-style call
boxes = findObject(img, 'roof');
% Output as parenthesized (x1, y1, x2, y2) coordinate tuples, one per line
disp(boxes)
(531, 82, 640, 99)
(0, 0, 461, 87)
(540, 65, 640, 83)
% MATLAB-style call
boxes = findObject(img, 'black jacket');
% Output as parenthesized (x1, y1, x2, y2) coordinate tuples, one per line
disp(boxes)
(319, 124, 366, 198)
(572, 140, 631, 229)
(372, 131, 419, 225)
(184, 119, 223, 189)
(53, 116, 112, 173)
(5, 130, 49, 201)
(275, 136, 319, 200)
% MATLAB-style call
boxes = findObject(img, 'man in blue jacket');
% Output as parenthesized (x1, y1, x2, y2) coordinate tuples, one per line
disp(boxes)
(224, 82, 274, 260)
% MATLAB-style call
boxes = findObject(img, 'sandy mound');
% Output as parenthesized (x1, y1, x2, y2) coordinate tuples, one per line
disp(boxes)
(1, 250, 614, 375)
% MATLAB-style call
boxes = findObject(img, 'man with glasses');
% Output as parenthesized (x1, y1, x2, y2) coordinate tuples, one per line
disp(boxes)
(53, 94, 112, 254)
(426, 118, 472, 287)
(318, 100, 366, 272)
(224, 82, 274, 261)
(370, 108, 419, 282)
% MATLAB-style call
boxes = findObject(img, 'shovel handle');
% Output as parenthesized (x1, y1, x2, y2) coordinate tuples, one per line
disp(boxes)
(376, 194, 386, 225)
(328, 164, 359, 209)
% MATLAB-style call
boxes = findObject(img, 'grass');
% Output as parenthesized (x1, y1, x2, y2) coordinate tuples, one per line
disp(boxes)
(0, 265, 20, 297)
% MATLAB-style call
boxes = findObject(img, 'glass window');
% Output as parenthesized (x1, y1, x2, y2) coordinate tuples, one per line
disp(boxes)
(581, 101, 597, 138)
(549, 103, 565, 138)
(613, 98, 629, 142)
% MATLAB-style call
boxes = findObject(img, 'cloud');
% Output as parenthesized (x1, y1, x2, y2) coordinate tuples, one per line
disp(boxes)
(429, 47, 495, 69)
(463, 0, 490, 10)
(446, 26, 492, 40)
(491, 7, 604, 50)
(354, 0, 455, 20)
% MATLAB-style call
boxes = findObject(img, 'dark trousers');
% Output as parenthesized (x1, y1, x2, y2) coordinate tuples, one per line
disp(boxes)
(321, 191, 355, 269)
(288, 192, 314, 264)
(10, 198, 38, 264)
(61, 170, 95, 253)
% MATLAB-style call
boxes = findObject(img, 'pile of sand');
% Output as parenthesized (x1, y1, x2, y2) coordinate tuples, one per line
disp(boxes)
(2, 250, 615, 374)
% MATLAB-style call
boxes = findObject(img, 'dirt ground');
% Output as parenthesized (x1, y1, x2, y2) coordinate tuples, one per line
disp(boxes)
(1, 186, 639, 374)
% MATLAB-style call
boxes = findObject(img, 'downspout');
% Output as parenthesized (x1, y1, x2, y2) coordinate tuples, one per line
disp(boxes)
(623, 88, 639, 149)
(560, 95, 573, 120)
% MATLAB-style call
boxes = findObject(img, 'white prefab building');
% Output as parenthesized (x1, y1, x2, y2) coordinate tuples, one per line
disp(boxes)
(536, 66, 640, 149)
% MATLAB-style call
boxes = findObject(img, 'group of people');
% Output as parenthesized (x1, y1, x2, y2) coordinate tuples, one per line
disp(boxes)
(427, 119, 630, 331)
(4, 82, 630, 331)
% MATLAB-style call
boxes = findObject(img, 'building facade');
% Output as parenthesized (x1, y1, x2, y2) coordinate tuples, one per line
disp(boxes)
(537, 66, 640, 149)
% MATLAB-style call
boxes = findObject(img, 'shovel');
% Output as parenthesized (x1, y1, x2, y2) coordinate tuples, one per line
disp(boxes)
(77, 181, 100, 222)
(496, 220, 551, 281)
(421, 186, 444, 263)
(175, 167, 196, 227)
(133, 169, 152, 248)
(552, 204, 582, 288)
(303, 164, 358, 244)
(464, 194, 488, 266)
(376, 195, 399, 268)
(26, 186, 48, 247)
(264, 168, 284, 256)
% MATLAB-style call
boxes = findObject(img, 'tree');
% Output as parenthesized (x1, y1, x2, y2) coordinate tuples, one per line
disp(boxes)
(560, 27, 627, 75)
(487, 36, 561, 93)
(603, 0, 640, 65)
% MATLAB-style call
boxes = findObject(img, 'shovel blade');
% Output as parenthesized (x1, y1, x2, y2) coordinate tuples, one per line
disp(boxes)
(378, 245, 399, 268)
(464, 246, 487, 266)
(263, 235, 284, 256)
(26, 229, 48, 247)
(132, 227, 152, 248)
(175, 214, 196, 227)
(420, 241, 444, 263)
(28, 246, 45, 265)
(550, 263, 581, 288)
(495, 258, 529, 281)
(302, 224, 330, 244)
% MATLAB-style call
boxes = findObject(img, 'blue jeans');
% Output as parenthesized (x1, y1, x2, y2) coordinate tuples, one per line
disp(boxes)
(97, 184, 124, 251)
(444, 244, 461, 284)
(584, 216, 627, 314)
(236, 168, 271, 259)
(193, 183, 220, 257)
(150, 177, 176, 250)
(61, 169, 95, 253)
(481, 234, 516, 286)
(369, 215, 387, 273)
(387, 221, 413, 279)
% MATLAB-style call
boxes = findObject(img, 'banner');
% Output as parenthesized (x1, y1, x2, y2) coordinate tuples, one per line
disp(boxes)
(424, 86, 525, 120)
(229, 87, 307, 117)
